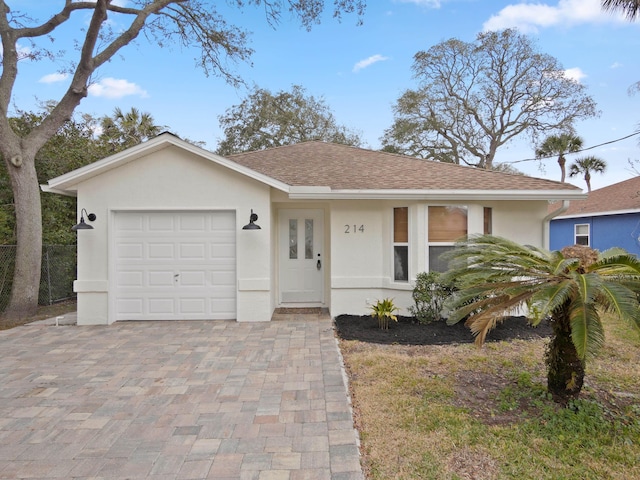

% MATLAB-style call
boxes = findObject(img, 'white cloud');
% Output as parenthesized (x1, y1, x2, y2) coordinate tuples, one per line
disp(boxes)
(483, 0, 626, 33)
(88, 77, 148, 99)
(610, 62, 623, 69)
(564, 67, 587, 83)
(352, 54, 390, 73)
(39, 73, 68, 84)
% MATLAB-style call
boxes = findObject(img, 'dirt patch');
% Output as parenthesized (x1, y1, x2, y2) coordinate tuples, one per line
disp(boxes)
(334, 314, 552, 346)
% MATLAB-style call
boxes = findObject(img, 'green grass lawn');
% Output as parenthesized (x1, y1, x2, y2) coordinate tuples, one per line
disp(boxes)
(340, 314, 640, 480)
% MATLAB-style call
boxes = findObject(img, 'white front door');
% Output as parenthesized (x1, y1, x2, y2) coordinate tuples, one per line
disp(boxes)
(113, 211, 236, 321)
(279, 209, 324, 304)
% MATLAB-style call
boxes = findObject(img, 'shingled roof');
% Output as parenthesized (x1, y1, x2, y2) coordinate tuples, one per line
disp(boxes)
(551, 176, 640, 218)
(228, 141, 583, 193)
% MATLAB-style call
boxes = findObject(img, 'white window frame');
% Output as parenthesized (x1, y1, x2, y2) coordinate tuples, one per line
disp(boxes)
(393, 207, 409, 283)
(426, 205, 468, 273)
(574, 223, 590, 246)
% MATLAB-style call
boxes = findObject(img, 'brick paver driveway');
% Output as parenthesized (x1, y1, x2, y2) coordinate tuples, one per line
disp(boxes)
(0, 314, 363, 479)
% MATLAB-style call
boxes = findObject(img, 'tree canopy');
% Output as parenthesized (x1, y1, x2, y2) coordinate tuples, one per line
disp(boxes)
(381, 29, 598, 170)
(215, 85, 362, 155)
(0, 0, 365, 319)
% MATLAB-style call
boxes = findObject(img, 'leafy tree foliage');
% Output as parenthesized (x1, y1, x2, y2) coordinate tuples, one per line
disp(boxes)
(382, 29, 598, 169)
(569, 155, 607, 192)
(442, 236, 640, 403)
(98, 107, 164, 153)
(216, 85, 362, 155)
(1, 108, 112, 246)
(535, 133, 584, 183)
(0, 0, 365, 319)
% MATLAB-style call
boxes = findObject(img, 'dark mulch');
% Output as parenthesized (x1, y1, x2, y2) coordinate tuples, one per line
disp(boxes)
(334, 314, 552, 345)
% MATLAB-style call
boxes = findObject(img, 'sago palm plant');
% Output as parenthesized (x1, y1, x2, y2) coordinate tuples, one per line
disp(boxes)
(441, 235, 640, 403)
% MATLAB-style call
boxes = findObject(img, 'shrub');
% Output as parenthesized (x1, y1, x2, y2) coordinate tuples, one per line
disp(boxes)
(409, 271, 452, 324)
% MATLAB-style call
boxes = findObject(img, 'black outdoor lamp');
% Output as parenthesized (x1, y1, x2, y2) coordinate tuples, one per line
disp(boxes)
(71, 208, 97, 231)
(242, 209, 261, 230)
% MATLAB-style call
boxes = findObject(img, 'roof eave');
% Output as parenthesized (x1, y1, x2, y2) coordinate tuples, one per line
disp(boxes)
(288, 188, 588, 201)
(45, 133, 291, 195)
(554, 207, 640, 220)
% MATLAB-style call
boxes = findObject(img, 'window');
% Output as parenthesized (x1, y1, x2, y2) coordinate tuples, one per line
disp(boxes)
(484, 207, 492, 235)
(428, 206, 468, 272)
(575, 224, 590, 246)
(393, 207, 409, 282)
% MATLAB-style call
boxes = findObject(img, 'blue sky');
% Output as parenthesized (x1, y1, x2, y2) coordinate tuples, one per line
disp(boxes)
(9, 0, 640, 191)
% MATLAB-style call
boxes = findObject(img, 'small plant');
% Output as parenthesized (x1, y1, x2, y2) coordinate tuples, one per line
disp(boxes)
(370, 298, 399, 330)
(409, 271, 453, 324)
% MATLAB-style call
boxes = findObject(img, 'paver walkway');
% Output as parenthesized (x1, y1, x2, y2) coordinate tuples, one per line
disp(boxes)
(0, 313, 364, 479)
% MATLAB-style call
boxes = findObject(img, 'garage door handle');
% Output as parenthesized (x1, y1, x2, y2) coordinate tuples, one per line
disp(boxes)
(174, 274, 180, 281)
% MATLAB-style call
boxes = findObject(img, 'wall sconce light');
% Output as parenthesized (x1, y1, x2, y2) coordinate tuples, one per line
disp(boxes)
(242, 209, 261, 230)
(72, 208, 97, 231)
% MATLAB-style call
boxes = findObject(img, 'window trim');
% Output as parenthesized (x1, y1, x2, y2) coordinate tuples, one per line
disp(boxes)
(574, 223, 590, 246)
(393, 207, 409, 283)
(426, 205, 468, 273)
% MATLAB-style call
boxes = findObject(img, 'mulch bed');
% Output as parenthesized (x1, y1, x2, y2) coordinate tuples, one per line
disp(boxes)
(334, 314, 552, 345)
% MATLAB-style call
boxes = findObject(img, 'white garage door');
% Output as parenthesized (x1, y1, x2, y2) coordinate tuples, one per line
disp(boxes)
(114, 211, 236, 321)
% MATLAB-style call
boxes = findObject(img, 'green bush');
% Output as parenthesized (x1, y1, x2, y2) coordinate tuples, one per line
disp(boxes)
(409, 272, 452, 324)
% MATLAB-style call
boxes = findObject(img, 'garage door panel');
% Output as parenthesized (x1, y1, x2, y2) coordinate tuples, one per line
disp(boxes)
(148, 215, 174, 231)
(148, 243, 174, 259)
(180, 243, 206, 259)
(179, 271, 206, 286)
(148, 298, 175, 314)
(114, 211, 236, 321)
(148, 270, 175, 287)
(117, 271, 144, 287)
(118, 243, 144, 259)
(117, 298, 143, 315)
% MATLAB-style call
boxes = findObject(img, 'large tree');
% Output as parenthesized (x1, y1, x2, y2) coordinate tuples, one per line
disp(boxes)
(569, 155, 607, 192)
(535, 133, 584, 183)
(442, 236, 640, 404)
(0, 0, 365, 320)
(215, 84, 362, 155)
(381, 29, 598, 169)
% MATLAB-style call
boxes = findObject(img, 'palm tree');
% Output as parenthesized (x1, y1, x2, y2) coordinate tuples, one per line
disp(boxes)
(535, 133, 583, 183)
(99, 107, 163, 151)
(602, 0, 640, 20)
(442, 236, 640, 403)
(568, 155, 607, 192)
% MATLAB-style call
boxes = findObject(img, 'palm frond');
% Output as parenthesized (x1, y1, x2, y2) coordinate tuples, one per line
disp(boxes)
(569, 300, 604, 360)
(597, 281, 640, 333)
(528, 281, 575, 324)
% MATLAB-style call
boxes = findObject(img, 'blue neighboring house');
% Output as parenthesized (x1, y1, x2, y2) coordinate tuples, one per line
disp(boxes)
(549, 176, 640, 256)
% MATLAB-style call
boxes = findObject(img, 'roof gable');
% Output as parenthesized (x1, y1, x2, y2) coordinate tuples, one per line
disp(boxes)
(550, 176, 640, 218)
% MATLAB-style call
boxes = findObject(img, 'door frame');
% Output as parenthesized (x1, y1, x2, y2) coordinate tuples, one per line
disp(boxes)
(277, 208, 326, 307)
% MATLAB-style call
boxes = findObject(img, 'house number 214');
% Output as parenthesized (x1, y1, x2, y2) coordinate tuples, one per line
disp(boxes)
(345, 224, 365, 234)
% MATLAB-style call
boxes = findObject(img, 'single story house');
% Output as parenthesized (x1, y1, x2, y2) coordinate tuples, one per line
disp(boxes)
(549, 175, 640, 255)
(43, 133, 586, 325)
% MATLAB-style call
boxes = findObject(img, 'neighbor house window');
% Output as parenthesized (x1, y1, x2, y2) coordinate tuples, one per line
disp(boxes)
(428, 206, 468, 272)
(575, 224, 590, 246)
(393, 207, 409, 282)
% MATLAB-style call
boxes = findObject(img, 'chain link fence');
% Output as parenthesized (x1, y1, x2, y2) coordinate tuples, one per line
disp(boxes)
(0, 245, 76, 311)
